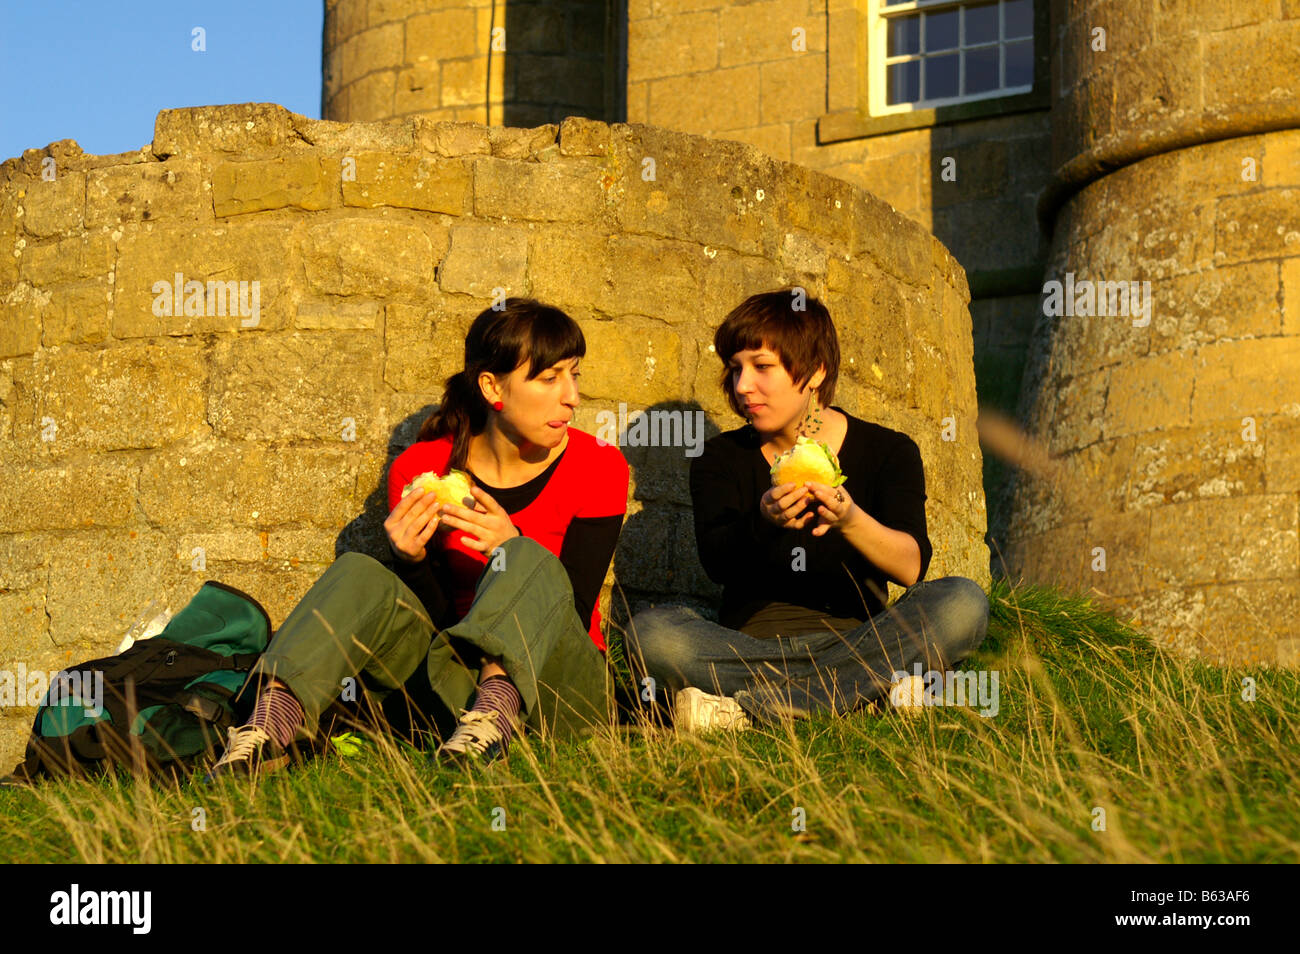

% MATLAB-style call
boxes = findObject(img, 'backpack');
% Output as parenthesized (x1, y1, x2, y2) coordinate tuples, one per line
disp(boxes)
(5, 580, 272, 783)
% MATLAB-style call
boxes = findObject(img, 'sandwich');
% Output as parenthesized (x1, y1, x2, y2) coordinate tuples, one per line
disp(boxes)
(400, 468, 476, 509)
(769, 436, 846, 490)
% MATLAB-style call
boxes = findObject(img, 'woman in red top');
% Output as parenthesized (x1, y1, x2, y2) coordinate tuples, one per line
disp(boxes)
(207, 299, 629, 778)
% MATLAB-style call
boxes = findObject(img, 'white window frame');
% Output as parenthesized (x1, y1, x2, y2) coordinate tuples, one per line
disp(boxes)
(868, 0, 1035, 116)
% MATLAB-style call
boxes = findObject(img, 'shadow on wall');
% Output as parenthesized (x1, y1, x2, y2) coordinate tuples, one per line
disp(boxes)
(331, 399, 729, 631)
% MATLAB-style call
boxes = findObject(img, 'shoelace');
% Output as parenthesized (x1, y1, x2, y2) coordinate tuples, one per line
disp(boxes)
(445, 710, 505, 755)
(220, 725, 272, 764)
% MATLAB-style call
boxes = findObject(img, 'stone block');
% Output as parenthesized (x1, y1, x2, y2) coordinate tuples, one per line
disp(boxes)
(0, 458, 137, 533)
(575, 316, 682, 404)
(213, 156, 338, 216)
(1198, 579, 1298, 666)
(348, 71, 397, 120)
(9, 342, 206, 454)
(1191, 338, 1300, 425)
(303, 218, 437, 297)
(384, 299, 472, 392)
(1102, 350, 1195, 441)
(438, 221, 527, 297)
(114, 222, 296, 336)
(473, 156, 607, 222)
(18, 230, 114, 286)
(416, 119, 492, 157)
(85, 159, 205, 227)
(646, 66, 760, 133)
(19, 172, 84, 238)
(1283, 256, 1300, 336)
(1215, 188, 1300, 266)
(720, 0, 824, 67)
(208, 332, 383, 443)
(1128, 424, 1267, 511)
(39, 280, 111, 347)
(296, 299, 381, 330)
(1147, 494, 1297, 588)
(406, 8, 479, 63)
(628, 11, 719, 83)
(1148, 261, 1281, 354)
(153, 104, 299, 160)
(342, 153, 472, 214)
(395, 64, 441, 113)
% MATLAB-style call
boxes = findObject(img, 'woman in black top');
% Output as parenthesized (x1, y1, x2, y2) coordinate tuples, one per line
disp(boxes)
(626, 289, 990, 727)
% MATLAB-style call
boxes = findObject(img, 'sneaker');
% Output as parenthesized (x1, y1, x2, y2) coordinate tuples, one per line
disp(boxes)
(435, 709, 510, 765)
(203, 724, 290, 782)
(673, 687, 752, 732)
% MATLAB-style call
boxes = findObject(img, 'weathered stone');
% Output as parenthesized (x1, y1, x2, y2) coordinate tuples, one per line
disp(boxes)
(1191, 338, 1300, 425)
(438, 221, 527, 296)
(0, 458, 137, 533)
(1198, 579, 1299, 666)
(1215, 188, 1300, 265)
(341, 153, 471, 214)
(18, 231, 113, 286)
(19, 172, 85, 238)
(1282, 256, 1300, 336)
(383, 299, 468, 392)
(1102, 351, 1194, 441)
(406, 8, 479, 64)
(296, 299, 380, 330)
(1129, 424, 1267, 511)
(114, 222, 296, 336)
(1147, 495, 1297, 588)
(213, 156, 338, 216)
(153, 103, 300, 160)
(86, 159, 205, 226)
(303, 218, 437, 297)
(559, 116, 613, 157)
(10, 342, 206, 454)
(37, 281, 111, 348)
(473, 156, 607, 222)
(208, 332, 383, 442)
(487, 124, 559, 159)
(416, 119, 492, 157)
(574, 317, 682, 404)
(628, 11, 718, 83)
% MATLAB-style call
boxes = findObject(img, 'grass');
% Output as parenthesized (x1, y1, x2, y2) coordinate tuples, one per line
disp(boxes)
(1, 576, 1297, 863)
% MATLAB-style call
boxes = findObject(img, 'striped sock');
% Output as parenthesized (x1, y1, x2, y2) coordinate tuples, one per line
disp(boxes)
(470, 675, 521, 745)
(249, 685, 305, 749)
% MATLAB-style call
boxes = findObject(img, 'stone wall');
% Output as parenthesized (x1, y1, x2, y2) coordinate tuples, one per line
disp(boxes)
(1004, 0, 1300, 665)
(0, 104, 986, 769)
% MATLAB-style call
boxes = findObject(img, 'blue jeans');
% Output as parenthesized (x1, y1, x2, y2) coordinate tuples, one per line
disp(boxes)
(625, 577, 990, 719)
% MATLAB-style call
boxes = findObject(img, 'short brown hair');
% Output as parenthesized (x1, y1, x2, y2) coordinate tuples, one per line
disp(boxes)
(713, 288, 840, 420)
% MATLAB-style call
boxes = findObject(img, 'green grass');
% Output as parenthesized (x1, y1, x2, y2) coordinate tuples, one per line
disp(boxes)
(2, 576, 1297, 863)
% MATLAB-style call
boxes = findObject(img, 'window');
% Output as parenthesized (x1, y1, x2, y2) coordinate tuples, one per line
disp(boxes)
(873, 0, 1034, 114)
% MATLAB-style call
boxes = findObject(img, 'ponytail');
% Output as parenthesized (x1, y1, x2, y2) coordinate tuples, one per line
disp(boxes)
(417, 369, 486, 471)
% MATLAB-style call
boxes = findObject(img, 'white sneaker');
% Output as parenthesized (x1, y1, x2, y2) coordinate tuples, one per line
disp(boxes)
(673, 687, 752, 732)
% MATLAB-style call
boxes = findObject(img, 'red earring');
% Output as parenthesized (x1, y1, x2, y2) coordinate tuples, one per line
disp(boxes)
(492, 400, 504, 412)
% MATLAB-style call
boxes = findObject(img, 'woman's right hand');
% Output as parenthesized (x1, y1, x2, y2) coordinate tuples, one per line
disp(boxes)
(385, 488, 442, 562)
(759, 482, 816, 530)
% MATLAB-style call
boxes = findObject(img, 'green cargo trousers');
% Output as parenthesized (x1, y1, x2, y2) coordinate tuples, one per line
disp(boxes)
(246, 535, 613, 743)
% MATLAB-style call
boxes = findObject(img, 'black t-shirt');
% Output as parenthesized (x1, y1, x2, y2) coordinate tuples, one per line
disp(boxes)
(689, 408, 933, 637)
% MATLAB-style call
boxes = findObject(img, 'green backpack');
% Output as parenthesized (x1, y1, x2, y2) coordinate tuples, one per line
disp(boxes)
(5, 580, 272, 783)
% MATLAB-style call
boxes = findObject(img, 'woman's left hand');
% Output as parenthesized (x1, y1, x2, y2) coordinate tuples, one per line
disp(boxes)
(805, 482, 856, 537)
(436, 486, 521, 554)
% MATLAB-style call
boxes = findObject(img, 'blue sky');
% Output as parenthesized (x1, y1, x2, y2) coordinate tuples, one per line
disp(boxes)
(0, 0, 323, 163)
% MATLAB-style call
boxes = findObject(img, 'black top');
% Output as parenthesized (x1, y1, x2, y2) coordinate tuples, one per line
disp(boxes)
(389, 447, 623, 633)
(689, 408, 933, 637)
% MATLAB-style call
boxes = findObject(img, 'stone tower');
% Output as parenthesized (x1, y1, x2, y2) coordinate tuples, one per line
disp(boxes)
(323, 0, 625, 127)
(1005, 0, 1300, 664)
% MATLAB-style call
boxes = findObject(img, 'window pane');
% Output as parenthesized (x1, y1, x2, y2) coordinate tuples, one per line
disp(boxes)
(1005, 0, 1034, 38)
(965, 2, 999, 46)
(887, 60, 921, 104)
(965, 45, 999, 93)
(925, 53, 960, 99)
(888, 15, 920, 56)
(1006, 39, 1033, 86)
(925, 9, 959, 51)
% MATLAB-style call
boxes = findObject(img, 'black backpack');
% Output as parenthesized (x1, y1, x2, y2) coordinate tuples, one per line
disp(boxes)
(5, 580, 272, 783)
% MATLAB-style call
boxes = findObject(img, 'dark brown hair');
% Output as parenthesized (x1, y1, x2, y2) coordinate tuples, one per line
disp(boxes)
(416, 298, 585, 469)
(713, 288, 840, 420)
